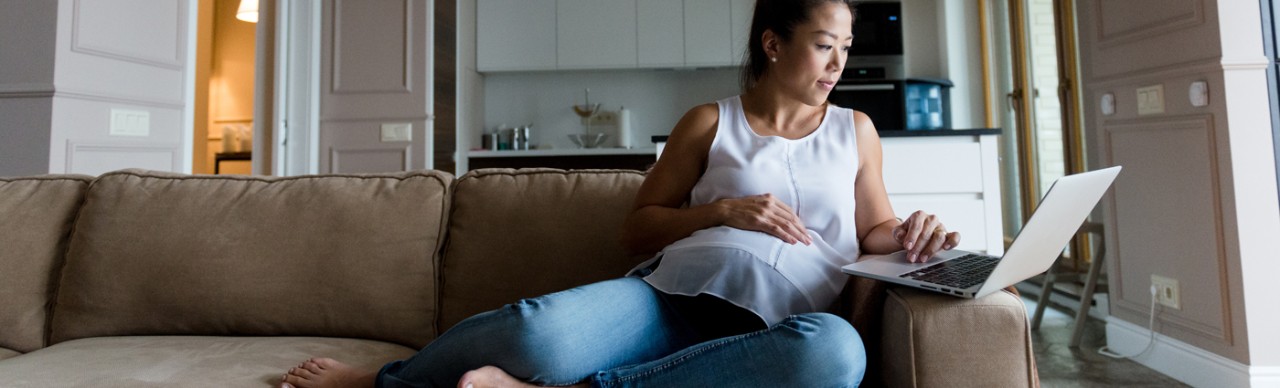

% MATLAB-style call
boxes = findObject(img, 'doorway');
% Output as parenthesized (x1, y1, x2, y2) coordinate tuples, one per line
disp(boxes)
(194, 0, 257, 175)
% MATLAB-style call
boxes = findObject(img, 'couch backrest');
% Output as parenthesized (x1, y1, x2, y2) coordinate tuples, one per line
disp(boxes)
(49, 169, 451, 348)
(437, 169, 652, 332)
(0, 175, 93, 353)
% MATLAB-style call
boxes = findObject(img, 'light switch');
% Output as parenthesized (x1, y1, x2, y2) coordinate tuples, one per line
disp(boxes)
(1137, 85, 1165, 115)
(381, 123, 412, 142)
(109, 109, 150, 136)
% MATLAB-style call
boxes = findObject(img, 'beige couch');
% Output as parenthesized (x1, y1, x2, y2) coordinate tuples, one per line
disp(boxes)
(0, 168, 1038, 387)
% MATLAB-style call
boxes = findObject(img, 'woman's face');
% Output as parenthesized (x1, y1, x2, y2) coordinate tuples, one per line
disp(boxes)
(769, 3, 853, 106)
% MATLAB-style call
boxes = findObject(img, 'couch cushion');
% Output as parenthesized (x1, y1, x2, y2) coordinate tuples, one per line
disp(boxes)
(881, 287, 1037, 387)
(0, 175, 93, 353)
(51, 169, 451, 348)
(0, 347, 19, 361)
(439, 169, 651, 332)
(0, 336, 416, 387)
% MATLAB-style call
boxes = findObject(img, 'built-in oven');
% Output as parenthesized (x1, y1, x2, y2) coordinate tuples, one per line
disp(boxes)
(827, 78, 953, 131)
(828, 81, 903, 130)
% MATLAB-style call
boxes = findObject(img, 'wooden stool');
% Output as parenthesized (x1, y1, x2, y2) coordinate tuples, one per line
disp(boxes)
(1030, 221, 1106, 347)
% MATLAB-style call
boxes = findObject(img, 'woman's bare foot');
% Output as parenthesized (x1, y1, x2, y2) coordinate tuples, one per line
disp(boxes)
(457, 366, 588, 388)
(279, 357, 376, 388)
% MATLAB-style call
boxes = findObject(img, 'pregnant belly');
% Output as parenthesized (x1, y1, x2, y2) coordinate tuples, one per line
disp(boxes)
(662, 226, 847, 268)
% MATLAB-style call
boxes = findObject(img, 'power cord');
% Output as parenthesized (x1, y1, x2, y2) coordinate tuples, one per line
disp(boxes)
(1097, 284, 1159, 359)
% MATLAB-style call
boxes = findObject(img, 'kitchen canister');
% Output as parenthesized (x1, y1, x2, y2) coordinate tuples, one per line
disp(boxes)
(618, 106, 632, 149)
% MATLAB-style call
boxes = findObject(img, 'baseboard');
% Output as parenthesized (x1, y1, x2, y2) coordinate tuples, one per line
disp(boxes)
(1252, 366, 1280, 387)
(1105, 317, 1253, 387)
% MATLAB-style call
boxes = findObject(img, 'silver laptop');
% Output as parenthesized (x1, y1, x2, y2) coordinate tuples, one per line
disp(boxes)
(841, 166, 1122, 299)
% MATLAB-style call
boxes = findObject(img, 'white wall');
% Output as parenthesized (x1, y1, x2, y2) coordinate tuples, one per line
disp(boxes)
(0, 0, 194, 177)
(480, 68, 740, 150)
(48, 0, 193, 175)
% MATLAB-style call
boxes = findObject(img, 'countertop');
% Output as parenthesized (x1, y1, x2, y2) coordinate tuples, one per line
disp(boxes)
(649, 128, 1001, 143)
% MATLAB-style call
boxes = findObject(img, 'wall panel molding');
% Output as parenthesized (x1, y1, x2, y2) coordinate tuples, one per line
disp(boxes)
(1086, 57, 1220, 87)
(54, 89, 185, 110)
(1101, 115, 1233, 344)
(1093, 0, 1205, 48)
(329, 146, 412, 173)
(65, 141, 180, 175)
(0, 83, 56, 98)
(331, 0, 413, 94)
(70, 0, 186, 70)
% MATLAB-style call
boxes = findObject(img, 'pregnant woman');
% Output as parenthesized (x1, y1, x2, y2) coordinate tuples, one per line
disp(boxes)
(281, 0, 958, 386)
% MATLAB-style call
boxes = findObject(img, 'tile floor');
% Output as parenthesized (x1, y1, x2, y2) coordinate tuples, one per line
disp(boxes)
(1023, 297, 1189, 387)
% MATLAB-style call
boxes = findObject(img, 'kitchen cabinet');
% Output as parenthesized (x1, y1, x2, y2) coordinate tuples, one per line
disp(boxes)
(477, 0, 745, 71)
(881, 132, 1004, 255)
(557, 0, 637, 69)
(477, 0, 558, 72)
(683, 0, 733, 67)
(637, 0, 685, 67)
(730, 0, 754, 65)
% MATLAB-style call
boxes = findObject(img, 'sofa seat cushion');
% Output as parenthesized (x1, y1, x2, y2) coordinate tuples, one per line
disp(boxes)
(0, 347, 19, 361)
(0, 336, 416, 387)
(0, 175, 93, 352)
(881, 287, 1037, 388)
(51, 170, 452, 348)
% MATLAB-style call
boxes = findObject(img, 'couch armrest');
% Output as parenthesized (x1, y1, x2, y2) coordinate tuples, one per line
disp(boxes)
(880, 287, 1039, 388)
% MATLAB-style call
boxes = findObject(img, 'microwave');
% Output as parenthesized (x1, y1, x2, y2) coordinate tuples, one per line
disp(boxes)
(827, 78, 953, 131)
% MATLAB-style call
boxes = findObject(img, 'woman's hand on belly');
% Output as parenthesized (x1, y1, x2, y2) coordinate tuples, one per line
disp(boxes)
(716, 193, 813, 245)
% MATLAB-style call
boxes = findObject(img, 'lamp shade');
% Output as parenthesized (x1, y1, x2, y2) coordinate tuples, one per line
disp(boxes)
(236, 0, 258, 23)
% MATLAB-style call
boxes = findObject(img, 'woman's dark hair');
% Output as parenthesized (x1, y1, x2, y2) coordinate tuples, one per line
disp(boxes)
(740, 0, 856, 91)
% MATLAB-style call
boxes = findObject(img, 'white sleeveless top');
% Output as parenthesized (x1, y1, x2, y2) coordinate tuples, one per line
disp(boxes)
(632, 96, 861, 326)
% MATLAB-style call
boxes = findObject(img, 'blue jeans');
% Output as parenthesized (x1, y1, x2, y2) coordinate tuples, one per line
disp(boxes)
(376, 277, 865, 387)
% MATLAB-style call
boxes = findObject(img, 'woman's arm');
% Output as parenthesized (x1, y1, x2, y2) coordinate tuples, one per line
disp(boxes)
(622, 104, 812, 255)
(852, 111, 959, 262)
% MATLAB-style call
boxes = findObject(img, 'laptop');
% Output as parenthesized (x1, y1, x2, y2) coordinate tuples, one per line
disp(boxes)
(841, 166, 1122, 299)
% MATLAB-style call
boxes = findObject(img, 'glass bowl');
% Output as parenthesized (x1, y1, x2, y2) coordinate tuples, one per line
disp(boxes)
(568, 133, 608, 148)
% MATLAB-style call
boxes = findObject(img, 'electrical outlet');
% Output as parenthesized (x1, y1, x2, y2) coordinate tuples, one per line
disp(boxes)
(1151, 274, 1181, 310)
(583, 110, 618, 126)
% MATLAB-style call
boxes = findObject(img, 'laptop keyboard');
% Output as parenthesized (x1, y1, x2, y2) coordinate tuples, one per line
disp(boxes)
(899, 254, 1001, 290)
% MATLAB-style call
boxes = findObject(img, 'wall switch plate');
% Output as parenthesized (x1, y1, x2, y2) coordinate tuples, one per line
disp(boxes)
(109, 109, 150, 136)
(584, 110, 618, 126)
(381, 122, 412, 142)
(1137, 84, 1165, 115)
(1151, 274, 1181, 310)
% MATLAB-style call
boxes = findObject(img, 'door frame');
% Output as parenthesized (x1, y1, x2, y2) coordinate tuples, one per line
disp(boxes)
(273, 0, 322, 176)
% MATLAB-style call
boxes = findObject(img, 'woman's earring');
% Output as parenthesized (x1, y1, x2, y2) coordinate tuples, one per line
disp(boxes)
(770, 57, 777, 63)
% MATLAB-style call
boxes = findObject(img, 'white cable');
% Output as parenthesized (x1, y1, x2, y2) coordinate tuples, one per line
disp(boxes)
(1097, 284, 1159, 359)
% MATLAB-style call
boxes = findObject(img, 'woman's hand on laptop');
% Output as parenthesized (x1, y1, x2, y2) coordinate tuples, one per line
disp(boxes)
(892, 211, 961, 263)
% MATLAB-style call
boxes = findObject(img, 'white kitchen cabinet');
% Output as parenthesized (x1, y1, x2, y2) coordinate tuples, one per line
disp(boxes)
(729, 0, 754, 65)
(881, 134, 1004, 255)
(557, 0, 637, 69)
(477, 0, 557, 72)
(637, 0, 685, 67)
(683, 0, 732, 67)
